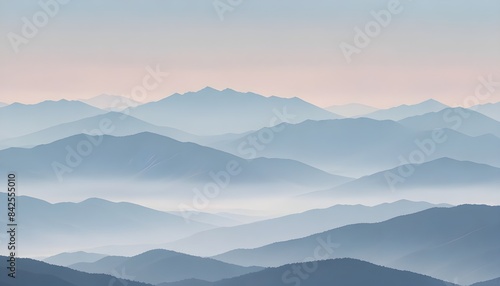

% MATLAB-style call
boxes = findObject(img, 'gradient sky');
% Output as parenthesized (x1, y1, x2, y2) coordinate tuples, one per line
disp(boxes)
(1, 0, 499, 108)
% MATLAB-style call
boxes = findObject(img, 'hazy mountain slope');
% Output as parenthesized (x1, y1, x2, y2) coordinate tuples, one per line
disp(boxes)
(130, 87, 341, 135)
(70, 249, 262, 284)
(44, 252, 108, 267)
(165, 200, 449, 256)
(158, 259, 453, 286)
(214, 205, 500, 284)
(473, 102, 500, 122)
(0, 256, 151, 286)
(211, 118, 414, 176)
(473, 277, 500, 286)
(0, 100, 105, 140)
(0, 112, 197, 149)
(398, 107, 500, 138)
(0, 132, 349, 189)
(362, 99, 448, 121)
(306, 158, 500, 198)
(212, 118, 500, 177)
(0, 193, 214, 257)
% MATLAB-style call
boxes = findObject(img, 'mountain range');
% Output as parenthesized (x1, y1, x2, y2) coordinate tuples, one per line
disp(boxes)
(0, 112, 197, 149)
(44, 252, 108, 267)
(214, 205, 500, 285)
(129, 87, 341, 135)
(305, 158, 500, 199)
(0, 100, 106, 140)
(0, 256, 150, 286)
(473, 102, 500, 122)
(0, 255, 457, 286)
(158, 259, 453, 286)
(69, 249, 262, 285)
(164, 200, 449, 257)
(398, 107, 500, 138)
(210, 118, 500, 177)
(0, 132, 349, 192)
(0, 193, 215, 257)
(362, 99, 449, 121)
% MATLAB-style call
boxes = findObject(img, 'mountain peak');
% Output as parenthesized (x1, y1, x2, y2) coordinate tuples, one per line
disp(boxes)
(419, 98, 447, 107)
(198, 86, 220, 93)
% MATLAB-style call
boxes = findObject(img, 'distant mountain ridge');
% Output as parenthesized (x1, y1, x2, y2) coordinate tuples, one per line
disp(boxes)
(70, 249, 263, 284)
(0, 193, 215, 257)
(213, 205, 500, 285)
(0, 100, 106, 140)
(130, 87, 341, 135)
(472, 102, 500, 122)
(0, 256, 456, 286)
(164, 200, 450, 257)
(158, 259, 454, 286)
(0, 132, 349, 189)
(44, 252, 108, 267)
(0, 256, 151, 286)
(362, 99, 449, 121)
(305, 158, 500, 198)
(472, 277, 500, 286)
(210, 119, 500, 177)
(398, 107, 500, 138)
(0, 112, 197, 149)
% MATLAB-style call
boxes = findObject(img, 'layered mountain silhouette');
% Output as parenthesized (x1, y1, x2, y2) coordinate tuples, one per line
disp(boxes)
(130, 87, 341, 135)
(473, 277, 500, 286)
(0, 112, 197, 149)
(158, 259, 453, 286)
(0, 256, 456, 286)
(362, 99, 448, 121)
(2, 90, 498, 286)
(473, 102, 500, 122)
(398, 107, 500, 138)
(0, 256, 150, 286)
(214, 205, 500, 285)
(306, 158, 500, 198)
(0, 132, 349, 190)
(210, 118, 414, 176)
(211, 118, 500, 177)
(164, 200, 449, 256)
(69, 249, 262, 284)
(44, 252, 107, 267)
(0, 100, 105, 140)
(0, 193, 215, 257)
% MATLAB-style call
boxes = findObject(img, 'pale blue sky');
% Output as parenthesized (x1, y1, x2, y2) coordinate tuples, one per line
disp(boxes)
(1, 0, 499, 107)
